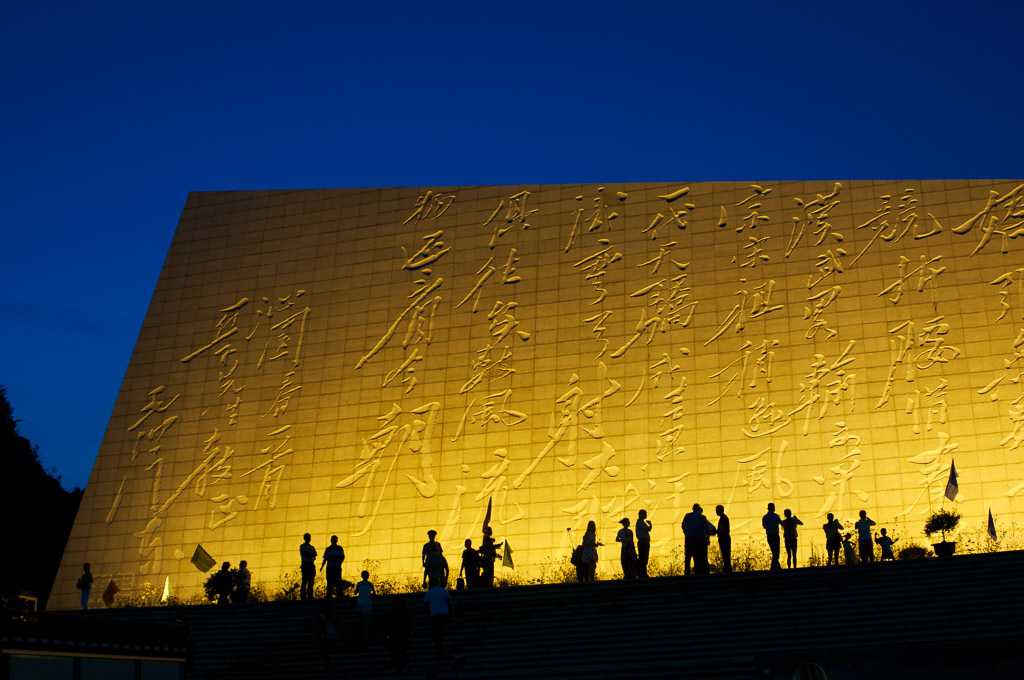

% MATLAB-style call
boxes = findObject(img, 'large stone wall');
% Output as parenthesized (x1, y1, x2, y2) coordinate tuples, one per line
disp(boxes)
(52, 181, 1024, 607)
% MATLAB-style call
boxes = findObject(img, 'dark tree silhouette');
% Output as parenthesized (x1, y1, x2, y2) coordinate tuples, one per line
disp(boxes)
(0, 385, 82, 610)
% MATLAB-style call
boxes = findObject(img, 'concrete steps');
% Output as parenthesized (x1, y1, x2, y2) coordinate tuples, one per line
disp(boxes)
(72, 549, 1024, 679)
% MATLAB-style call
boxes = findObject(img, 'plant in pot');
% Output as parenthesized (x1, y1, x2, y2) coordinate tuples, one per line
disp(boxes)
(923, 508, 961, 556)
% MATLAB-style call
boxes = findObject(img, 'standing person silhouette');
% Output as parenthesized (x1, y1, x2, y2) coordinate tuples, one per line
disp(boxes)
(855, 510, 877, 563)
(762, 503, 783, 571)
(716, 505, 732, 573)
(421, 530, 443, 588)
(77, 563, 94, 610)
(616, 518, 638, 579)
(842, 532, 857, 565)
(580, 520, 602, 582)
(823, 513, 843, 566)
(479, 526, 502, 587)
(354, 570, 376, 642)
(682, 504, 716, 575)
(424, 542, 449, 588)
(321, 535, 345, 598)
(213, 562, 233, 605)
(299, 533, 317, 600)
(460, 538, 480, 588)
(236, 560, 251, 602)
(781, 509, 804, 569)
(635, 508, 652, 578)
(875, 528, 898, 561)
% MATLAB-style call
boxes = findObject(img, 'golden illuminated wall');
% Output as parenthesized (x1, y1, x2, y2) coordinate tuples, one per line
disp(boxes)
(53, 181, 1024, 607)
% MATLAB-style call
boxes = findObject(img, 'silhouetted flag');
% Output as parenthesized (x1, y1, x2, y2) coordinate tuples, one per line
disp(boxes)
(191, 544, 216, 572)
(502, 540, 514, 569)
(482, 498, 492, 532)
(944, 460, 958, 501)
(988, 508, 997, 540)
(102, 580, 119, 607)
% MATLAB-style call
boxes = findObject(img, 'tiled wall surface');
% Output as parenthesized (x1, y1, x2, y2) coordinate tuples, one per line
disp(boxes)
(52, 181, 1024, 606)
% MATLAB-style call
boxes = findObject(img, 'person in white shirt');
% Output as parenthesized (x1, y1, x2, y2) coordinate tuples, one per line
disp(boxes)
(423, 581, 454, 661)
(855, 510, 877, 563)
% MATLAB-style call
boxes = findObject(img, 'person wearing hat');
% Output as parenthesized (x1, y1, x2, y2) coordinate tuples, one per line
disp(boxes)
(616, 517, 638, 579)
(421, 529, 443, 588)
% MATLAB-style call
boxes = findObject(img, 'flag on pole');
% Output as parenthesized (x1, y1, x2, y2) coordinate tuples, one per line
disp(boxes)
(161, 576, 171, 603)
(502, 539, 514, 569)
(190, 544, 217, 572)
(102, 580, 119, 607)
(482, 497, 492, 532)
(988, 508, 998, 541)
(944, 460, 958, 501)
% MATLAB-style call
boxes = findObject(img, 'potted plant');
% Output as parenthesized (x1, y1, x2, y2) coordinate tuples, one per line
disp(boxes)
(924, 508, 961, 556)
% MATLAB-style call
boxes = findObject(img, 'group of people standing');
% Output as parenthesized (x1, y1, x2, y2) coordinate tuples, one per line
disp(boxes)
(210, 559, 252, 604)
(582, 503, 901, 580)
(299, 532, 350, 600)
(575, 508, 654, 581)
(442, 526, 502, 589)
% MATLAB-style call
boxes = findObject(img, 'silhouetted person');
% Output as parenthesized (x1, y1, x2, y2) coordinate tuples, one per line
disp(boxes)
(580, 520, 602, 581)
(424, 542, 449, 587)
(355, 570, 375, 641)
(424, 578, 454, 661)
(716, 505, 731, 573)
(616, 518, 638, 579)
(842, 532, 857, 565)
(855, 510, 876, 563)
(460, 538, 480, 588)
(875, 528, 898, 561)
(781, 509, 804, 569)
(762, 503, 783, 571)
(682, 504, 715, 575)
(422, 529, 443, 588)
(77, 563, 93, 610)
(823, 514, 843, 565)
(235, 560, 251, 602)
(636, 509, 652, 577)
(479, 525, 502, 587)
(213, 561, 233, 605)
(300, 533, 317, 599)
(386, 595, 415, 672)
(321, 535, 345, 598)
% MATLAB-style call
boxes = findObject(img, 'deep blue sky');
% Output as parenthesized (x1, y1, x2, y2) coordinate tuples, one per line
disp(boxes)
(2, 1, 1021, 491)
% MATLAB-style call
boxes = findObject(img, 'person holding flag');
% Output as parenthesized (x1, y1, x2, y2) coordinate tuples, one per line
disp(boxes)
(479, 499, 503, 587)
